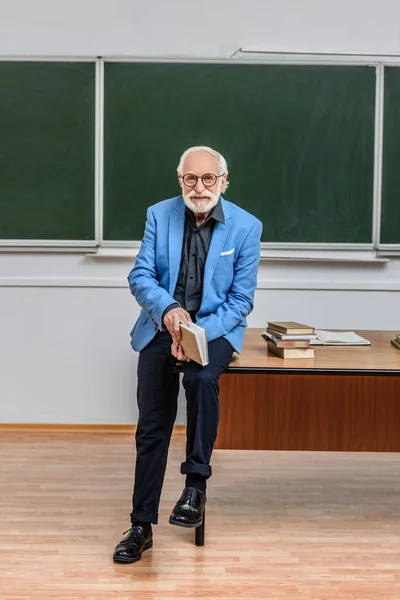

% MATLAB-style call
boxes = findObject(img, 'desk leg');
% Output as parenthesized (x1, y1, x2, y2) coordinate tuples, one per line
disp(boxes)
(195, 510, 205, 546)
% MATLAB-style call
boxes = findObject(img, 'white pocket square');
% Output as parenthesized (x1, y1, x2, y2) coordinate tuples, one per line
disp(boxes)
(220, 248, 234, 256)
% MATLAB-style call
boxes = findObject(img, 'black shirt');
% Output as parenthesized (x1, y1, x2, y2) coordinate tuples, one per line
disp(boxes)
(164, 199, 225, 320)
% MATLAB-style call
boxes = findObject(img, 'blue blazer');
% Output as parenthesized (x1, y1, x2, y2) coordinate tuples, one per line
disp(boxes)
(128, 196, 262, 353)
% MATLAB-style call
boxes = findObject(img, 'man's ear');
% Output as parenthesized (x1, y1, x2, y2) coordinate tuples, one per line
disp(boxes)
(220, 173, 228, 194)
(178, 175, 183, 190)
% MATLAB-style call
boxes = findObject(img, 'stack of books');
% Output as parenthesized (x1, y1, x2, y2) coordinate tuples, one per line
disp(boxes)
(263, 321, 316, 359)
(391, 333, 400, 350)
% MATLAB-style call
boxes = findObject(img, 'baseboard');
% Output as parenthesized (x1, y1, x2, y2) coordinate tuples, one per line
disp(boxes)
(0, 423, 186, 433)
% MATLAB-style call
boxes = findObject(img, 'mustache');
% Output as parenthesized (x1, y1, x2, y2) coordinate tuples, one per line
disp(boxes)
(187, 190, 214, 199)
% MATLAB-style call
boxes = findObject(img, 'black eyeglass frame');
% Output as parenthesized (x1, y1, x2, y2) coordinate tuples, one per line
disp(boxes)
(179, 173, 225, 188)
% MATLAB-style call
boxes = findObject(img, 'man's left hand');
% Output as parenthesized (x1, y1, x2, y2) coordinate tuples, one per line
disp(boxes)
(171, 342, 190, 362)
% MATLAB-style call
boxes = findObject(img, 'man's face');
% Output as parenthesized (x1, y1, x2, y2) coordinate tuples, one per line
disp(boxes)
(179, 151, 227, 214)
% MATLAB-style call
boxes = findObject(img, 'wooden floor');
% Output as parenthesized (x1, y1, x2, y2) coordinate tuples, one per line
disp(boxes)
(2, 432, 400, 599)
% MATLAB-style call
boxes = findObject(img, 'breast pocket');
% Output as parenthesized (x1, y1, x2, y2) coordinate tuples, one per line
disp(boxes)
(220, 248, 235, 257)
(215, 250, 235, 281)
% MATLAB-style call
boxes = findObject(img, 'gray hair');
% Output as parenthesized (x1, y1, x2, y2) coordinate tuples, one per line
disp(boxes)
(177, 146, 229, 189)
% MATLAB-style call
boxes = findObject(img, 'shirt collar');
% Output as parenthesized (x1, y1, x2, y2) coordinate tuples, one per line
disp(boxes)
(210, 198, 225, 224)
(185, 198, 225, 226)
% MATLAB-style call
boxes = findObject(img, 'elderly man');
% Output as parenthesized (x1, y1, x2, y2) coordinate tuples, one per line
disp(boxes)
(113, 146, 262, 563)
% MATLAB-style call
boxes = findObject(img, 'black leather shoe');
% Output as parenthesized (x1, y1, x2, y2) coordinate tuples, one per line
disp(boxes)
(169, 486, 207, 528)
(113, 524, 153, 563)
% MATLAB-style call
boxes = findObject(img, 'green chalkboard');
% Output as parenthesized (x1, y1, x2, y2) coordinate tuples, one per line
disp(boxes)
(381, 67, 400, 245)
(103, 62, 376, 243)
(0, 61, 95, 241)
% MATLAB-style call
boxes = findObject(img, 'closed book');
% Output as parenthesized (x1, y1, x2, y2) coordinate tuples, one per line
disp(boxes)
(391, 339, 400, 351)
(267, 321, 314, 335)
(179, 322, 209, 366)
(266, 327, 317, 341)
(267, 340, 314, 359)
(395, 334, 400, 344)
(262, 332, 310, 348)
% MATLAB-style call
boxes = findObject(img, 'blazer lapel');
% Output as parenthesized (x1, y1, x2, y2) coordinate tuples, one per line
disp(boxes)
(168, 198, 185, 295)
(202, 214, 231, 301)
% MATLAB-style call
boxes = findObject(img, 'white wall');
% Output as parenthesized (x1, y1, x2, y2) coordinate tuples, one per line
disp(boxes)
(1, 254, 399, 424)
(1, 0, 400, 57)
(1, 0, 400, 423)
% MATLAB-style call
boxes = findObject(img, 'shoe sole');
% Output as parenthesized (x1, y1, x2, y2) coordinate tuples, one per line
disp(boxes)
(169, 517, 203, 529)
(112, 540, 153, 563)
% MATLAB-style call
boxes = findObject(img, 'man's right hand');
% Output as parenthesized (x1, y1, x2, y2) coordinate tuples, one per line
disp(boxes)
(163, 307, 192, 343)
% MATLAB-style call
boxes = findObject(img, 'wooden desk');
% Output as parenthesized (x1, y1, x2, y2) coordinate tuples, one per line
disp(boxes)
(215, 329, 400, 452)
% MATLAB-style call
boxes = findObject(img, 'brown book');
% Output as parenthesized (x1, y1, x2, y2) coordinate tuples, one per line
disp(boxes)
(179, 323, 209, 366)
(262, 332, 310, 348)
(391, 339, 400, 351)
(265, 327, 317, 341)
(267, 321, 314, 335)
(267, 340, 314, 359)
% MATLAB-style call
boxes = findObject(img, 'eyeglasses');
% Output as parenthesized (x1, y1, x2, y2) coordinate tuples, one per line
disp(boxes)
(179, 173, 224, 188)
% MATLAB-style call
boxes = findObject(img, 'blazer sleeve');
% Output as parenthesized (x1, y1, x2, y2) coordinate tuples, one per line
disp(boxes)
(196, 219, 262, 341)
(127, 207, 178, 329)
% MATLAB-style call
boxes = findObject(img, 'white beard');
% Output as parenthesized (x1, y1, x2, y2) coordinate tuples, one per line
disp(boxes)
(183, 188, 220, 214)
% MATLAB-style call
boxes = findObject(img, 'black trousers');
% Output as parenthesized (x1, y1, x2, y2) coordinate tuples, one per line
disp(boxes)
(130, 329, 234, 524)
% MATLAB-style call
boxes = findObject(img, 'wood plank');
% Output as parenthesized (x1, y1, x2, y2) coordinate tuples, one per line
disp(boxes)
(0, 424, 186, 433)
(2, 431, 400, 599)
(0, 423, 137, 432)
(216, 373, 400, 451)
(229, 329, 400, 372)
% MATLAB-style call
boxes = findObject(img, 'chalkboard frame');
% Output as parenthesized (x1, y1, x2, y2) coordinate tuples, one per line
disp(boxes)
(2, 55, 400, 256)
(0, 57, 99, 250)
(378, 63, 400, 255)
(100, 56, 379, 252)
